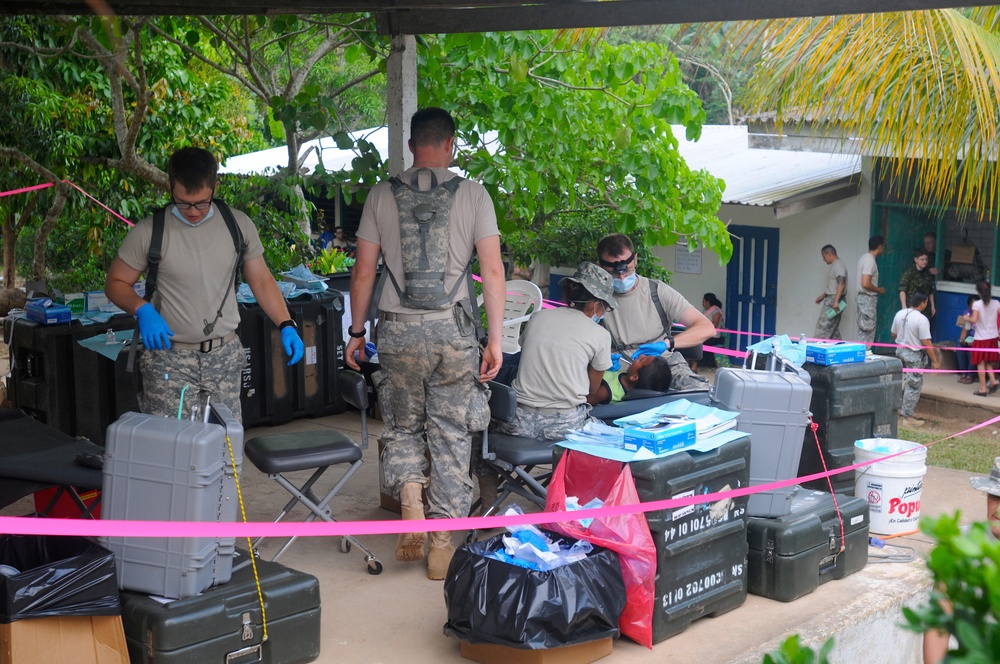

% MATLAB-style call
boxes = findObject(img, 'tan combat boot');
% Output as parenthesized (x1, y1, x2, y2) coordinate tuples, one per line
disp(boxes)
(427, 530, 455, 581)
(395, 482, 427, 561)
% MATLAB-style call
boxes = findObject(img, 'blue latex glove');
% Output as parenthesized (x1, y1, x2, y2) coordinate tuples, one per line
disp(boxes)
(136, 303, 174, 350)
(609, 353, 621, 372)
(633, 340, 668, 359)
(281, 326, 305, 366)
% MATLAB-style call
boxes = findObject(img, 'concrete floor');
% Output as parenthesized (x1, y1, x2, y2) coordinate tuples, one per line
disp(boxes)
(1, 366, 994, 663)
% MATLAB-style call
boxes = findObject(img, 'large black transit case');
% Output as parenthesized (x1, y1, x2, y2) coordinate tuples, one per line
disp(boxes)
(118, 550, 321, 664)
(746, 488, 869, 602)
(799, 356, 903, 494)
(239, 290, 346, 428)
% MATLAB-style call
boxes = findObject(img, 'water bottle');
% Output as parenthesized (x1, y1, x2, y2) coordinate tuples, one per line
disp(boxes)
(365, 342, 378, 364)
(105, 329, 116, 345)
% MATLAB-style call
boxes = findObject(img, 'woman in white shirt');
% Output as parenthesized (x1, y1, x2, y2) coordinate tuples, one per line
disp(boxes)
(963, 280, 1000, 396)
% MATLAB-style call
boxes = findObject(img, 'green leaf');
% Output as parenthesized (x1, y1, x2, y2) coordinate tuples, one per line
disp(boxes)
(185, 29, 200, 47)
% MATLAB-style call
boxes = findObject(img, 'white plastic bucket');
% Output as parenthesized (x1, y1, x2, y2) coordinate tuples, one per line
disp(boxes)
(854, 438, 927, 535)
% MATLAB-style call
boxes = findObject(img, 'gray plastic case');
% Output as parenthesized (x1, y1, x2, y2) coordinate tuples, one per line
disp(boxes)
(101, 403, 243, 599)
(710, 366, 813, 517)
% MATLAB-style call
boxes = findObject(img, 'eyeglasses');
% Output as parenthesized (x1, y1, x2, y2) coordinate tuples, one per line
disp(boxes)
(173, 199, 213, 211)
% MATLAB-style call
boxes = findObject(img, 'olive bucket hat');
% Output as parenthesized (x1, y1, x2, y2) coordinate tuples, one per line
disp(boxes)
(970, 456, 1000, 497)
(559, 261, 619, 311)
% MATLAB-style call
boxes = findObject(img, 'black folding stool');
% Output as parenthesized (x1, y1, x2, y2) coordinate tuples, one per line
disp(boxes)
(473, 381, 558, 522)
(244, 370, 382, 575)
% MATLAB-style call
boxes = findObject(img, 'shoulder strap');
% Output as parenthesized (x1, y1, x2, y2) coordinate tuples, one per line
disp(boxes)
(647, 278, 672, 335)
(214, 200, 247, 292)
(145, 207, 166, 303)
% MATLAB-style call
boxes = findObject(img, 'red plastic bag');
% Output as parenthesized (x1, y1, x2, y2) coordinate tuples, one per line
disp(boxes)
(544, 449, 656, 649)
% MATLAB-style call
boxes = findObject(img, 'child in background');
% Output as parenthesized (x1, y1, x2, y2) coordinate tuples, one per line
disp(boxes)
(595, 354, 673, 404)
(963, 280, 1000, 397)
(956, 294, 976, 384)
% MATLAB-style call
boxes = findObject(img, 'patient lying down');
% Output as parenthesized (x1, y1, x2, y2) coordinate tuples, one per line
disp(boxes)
(595, 354, 673, 405)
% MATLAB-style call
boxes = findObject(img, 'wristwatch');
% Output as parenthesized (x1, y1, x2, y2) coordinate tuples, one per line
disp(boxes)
(279, 319, 297, 331)
(668, 336, 675, 352)
(348, 327, 366, 339)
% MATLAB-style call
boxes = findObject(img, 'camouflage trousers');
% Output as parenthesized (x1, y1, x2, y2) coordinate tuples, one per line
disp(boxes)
(856, 292, 878, 343)
(497, 403, 594, 441)
(666, 350, 710, 391)
(814, 294, 843, 341)
(138, 337, 246, 422)
(375, 313, 490, 520)
(896, 347, 927, 417)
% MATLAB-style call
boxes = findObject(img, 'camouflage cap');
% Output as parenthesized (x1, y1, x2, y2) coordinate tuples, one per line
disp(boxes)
(560, 261, 618, 311)
(970, 456, 1000, 497)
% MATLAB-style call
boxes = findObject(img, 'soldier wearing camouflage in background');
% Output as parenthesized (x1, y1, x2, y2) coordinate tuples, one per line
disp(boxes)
(856, 235, 885, 345)
(345, 108, 505, 581)
(814, 244, 847, 341)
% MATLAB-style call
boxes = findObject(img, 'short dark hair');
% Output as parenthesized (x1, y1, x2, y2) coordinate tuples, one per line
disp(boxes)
(914, 248, 930, 259)
(597, 233, 634, 259)
(634, 356, 673, 392)
(821, 244, 837, 256)
(561, 280, 596, 309)
(410, 107, 456, 146)
(869, 235, 885, 251)
(167, 147, 218, 192)
(968, 294, 978, 307)
(909, 290, 929, 309)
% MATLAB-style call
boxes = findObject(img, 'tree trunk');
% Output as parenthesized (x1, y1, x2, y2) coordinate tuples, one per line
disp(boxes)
(30, 183, 71, 281)
(2, 212, 16, 288)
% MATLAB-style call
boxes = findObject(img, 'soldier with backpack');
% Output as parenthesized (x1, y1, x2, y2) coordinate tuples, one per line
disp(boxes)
(344, 108, 505, 580)
(105, 147, 304, 422)
(596, 233, 715, 391)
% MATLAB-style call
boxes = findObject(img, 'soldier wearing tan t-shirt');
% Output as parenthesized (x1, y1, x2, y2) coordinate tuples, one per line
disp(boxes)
(596, 233, 715, 391)
(345, 108, 505, 581)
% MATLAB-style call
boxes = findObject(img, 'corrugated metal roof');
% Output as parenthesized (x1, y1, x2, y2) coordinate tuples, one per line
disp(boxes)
(673, 125, 861, 207)
(223, 124, 861, 210)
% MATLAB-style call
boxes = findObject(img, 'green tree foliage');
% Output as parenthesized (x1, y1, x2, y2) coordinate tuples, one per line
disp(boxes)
(0, 16, 261, 289)
(903, 513, 1000, 661)
(419, 31, 730, 273)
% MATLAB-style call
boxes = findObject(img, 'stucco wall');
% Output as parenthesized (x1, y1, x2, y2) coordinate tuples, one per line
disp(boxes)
(655, 171, 874, 345)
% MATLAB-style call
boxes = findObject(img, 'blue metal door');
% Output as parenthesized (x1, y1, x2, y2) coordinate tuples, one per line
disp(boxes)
(725, 225, 779, 351)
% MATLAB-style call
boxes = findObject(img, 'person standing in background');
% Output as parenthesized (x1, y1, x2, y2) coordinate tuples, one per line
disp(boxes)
(962, 280, 1000, 397)
(891, 290, 939, 428)
(814, 245, 847, 340)
(856, 236, 885, 345)
(955, 294, 977, 384)
(900, 249, 936, 319)
(692, 293, 724, 370)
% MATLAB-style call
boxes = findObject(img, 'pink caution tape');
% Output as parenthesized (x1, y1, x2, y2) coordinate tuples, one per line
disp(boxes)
(4, 412, 997, 540)
(0, 179, 133, 226)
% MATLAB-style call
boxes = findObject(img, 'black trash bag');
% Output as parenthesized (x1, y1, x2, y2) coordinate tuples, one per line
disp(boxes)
(0, 534, 121, 623)
(443, 532, 626, 649)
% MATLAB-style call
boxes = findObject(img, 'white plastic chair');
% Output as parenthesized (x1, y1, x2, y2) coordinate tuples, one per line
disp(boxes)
(480, 279, 544, 353)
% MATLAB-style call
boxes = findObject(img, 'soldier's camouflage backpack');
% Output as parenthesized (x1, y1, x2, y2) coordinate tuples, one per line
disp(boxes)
(385, 168, 466, 309)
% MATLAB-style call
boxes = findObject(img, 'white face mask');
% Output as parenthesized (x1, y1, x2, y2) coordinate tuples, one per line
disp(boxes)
(171, 204, 214, 227)
(613, 273, 637, 293)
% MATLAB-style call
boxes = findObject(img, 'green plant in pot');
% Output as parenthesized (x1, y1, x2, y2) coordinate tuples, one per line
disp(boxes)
(312, 249, 356, 276)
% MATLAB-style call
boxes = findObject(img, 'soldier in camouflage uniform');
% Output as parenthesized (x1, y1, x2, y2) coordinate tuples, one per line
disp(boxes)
(105, 147, 303, 422)
(890, 291, 939, 428)
(813, 245, 848, 341)
(899, 249, 937, 319)
(345, 108, 505, 580)
(856, 236, 885, 345)
(497, 262, 616, 440)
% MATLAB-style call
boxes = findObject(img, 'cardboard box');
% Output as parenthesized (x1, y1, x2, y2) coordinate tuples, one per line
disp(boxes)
(805, 342, 866, 366)
(951, 245, 976, 264)
(25, 299, 72, 325)
(623, 418, 697, 454)
(84, 291, 110, 312)
(460, 637, 612, 664)
(0, 615, 129, 664)
(55, 292, 85, 315)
